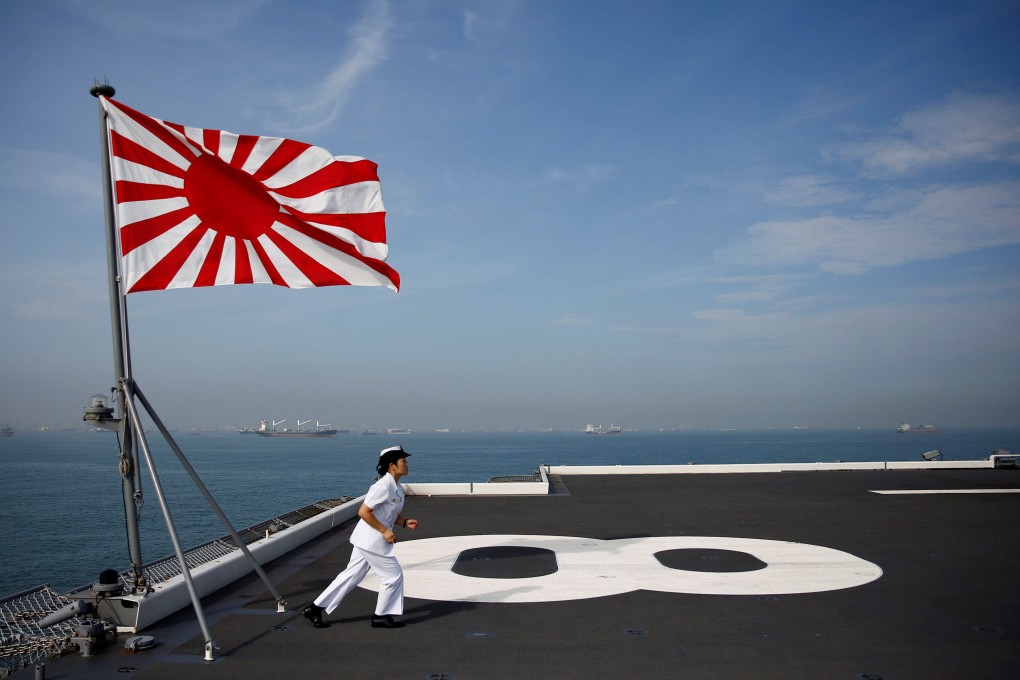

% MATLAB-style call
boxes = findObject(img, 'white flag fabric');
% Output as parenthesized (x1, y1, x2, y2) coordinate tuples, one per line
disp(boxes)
(100, 97, 399, 293)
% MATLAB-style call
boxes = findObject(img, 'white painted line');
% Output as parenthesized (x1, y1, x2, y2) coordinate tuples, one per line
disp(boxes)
(870, 489, 1020, 495)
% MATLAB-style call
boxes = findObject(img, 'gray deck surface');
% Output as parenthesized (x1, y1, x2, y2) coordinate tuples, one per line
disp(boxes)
(48, 468, 1019, 679)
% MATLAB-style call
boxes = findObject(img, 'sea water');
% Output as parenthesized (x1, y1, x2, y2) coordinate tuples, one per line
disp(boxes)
(1, 427, 1016, 595)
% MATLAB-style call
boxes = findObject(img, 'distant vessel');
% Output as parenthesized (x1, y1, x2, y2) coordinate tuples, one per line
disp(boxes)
(0, 425, 12, 437)
(387, 427, 412, 435)
(585, 424, 622, 435)
(897, 422, 942, 434)
(360, 429, 379, 436)
(255, 419, 340, 438)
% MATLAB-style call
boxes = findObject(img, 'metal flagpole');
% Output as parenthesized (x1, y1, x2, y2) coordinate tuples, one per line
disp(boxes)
(91, 82, 146, 592)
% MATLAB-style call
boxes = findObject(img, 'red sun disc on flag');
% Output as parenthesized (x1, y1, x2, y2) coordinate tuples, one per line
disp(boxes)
(184, 154, 279, 241)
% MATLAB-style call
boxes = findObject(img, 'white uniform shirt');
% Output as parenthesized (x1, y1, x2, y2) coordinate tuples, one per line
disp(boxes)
(350, 473, 405, 556)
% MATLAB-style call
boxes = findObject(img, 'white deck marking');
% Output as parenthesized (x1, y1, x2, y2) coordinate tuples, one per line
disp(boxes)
(870, 489, 1020, 494)
(359, 534, 883, 603)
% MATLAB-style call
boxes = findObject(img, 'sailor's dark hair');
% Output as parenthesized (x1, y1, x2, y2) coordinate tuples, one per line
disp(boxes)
(376, 446, 409, 475)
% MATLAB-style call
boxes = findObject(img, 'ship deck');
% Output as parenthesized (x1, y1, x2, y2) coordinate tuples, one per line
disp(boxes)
(41, 467, 1020, 679)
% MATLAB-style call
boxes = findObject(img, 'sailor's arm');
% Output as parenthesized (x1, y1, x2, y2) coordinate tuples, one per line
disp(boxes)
(359, 503, 396, 543)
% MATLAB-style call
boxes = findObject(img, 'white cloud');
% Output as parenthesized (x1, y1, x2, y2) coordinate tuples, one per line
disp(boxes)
(915, 275, 1020, 300)
(764, 174, 861, 207)
(777, 86, 871, 129)
(717, 181, 1020, 273)
(834, 90, 1020, 175)
(461, 1, 523, 46)
(693, 308, 752, 322)
(538, 163, 615, 190)
(463, 9, 481, 43)
(554, 313, 593, 325)
(272, 1, 391, 134)
(719, 91, 1020, 274)
(712, 274, 811, 304)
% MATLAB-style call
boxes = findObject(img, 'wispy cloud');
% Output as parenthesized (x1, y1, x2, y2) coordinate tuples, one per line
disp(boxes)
(915, 275, 1020, 300)
(538, 163, 615, 190)
(763, 174, 861, 208)
(271, 1, 391, 134)
(462, 1, 523, 46)
(554, 313, 593, 325)
(719, 91, 1020, 274)
(711, 274, 812, 304)
(833, 90, 1020, 176)
(774, 85, 871, 129)
(718, 181, 1020, 274)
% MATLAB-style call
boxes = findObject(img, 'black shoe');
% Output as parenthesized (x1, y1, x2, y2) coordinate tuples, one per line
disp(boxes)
(302, 604, 329, 628)
(371, 615, 405, 629)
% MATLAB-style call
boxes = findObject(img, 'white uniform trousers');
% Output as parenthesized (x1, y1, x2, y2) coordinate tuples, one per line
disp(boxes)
(314, 546, 404, 616)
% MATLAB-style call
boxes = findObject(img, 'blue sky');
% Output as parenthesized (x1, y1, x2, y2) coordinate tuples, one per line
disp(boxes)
(1, 0, 1018, 431)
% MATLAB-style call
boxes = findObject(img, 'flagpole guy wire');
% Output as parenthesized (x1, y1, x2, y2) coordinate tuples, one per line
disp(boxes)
(130, 381, 287, 611)
(119, 384, 217, 662)
(91, 83, 286, 662)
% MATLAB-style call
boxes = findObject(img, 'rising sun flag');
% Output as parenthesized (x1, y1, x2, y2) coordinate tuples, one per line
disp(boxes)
(99, 96, 399, 293)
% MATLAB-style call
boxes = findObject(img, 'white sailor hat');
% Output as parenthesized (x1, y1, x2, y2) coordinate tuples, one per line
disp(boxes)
(377, 446, 410, 471)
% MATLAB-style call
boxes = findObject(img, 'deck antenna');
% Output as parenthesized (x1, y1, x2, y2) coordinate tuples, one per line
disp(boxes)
(89, 84, 287, 662)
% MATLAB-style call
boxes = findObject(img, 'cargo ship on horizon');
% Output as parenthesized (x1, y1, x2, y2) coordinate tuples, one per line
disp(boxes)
(254, 419, 343, 437)
(897, 422, 942, 433)
(585, 423, 622, 435)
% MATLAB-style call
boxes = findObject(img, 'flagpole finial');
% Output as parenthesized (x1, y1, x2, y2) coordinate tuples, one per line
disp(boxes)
(90, 82, 115, 98)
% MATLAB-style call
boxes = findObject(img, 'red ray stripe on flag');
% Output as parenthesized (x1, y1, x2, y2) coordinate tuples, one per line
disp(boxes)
(251, 139, 312, 183)
(285, 207, 387, 244)
(111, 131, 187, 179)
(194, 232, 227, 287)
(248, 238, 287, 287)
(230, 134, 259, 170)
(120, 206, 195, 255)
(271, 159, 379, 198)
(106, 99, 198, 165)
(203, 129, 220, 155)
(115, 181, 184, 203)
(265, 229, 351, 287)
(278, 212, 399, 288)
(127, 224, 210, 293)
(234, 238, 254, 284)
